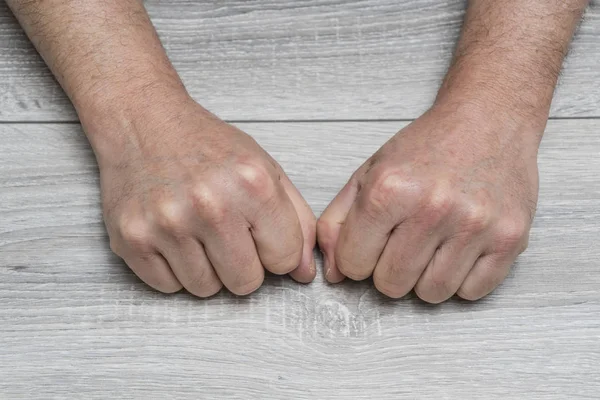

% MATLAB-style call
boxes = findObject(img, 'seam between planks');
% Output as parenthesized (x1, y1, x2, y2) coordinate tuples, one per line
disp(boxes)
(2, 116, 600, 125)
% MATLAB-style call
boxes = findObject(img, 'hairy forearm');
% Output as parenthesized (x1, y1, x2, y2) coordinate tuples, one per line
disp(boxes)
(436, 0, 589, 134)
(7, 0, 189, 150)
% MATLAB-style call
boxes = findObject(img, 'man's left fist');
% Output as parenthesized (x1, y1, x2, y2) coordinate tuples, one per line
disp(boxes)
(317, 106, 540, 303)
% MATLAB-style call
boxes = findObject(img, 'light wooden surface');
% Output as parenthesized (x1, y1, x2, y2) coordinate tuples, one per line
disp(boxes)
(1, 1, 600, 399)
(1, 122, 600, 398)
(1, 0, 600, 121)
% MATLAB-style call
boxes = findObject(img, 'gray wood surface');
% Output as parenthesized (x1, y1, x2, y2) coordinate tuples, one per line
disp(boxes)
(2, 0, 600, 397)
(1, 0, 600, 121)
(1, 121, 599, 399)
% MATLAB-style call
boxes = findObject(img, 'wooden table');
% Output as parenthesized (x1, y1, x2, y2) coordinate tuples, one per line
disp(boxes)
(1, 1, 599, 398)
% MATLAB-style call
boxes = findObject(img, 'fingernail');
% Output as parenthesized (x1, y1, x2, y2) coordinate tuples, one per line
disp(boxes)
(324, 256, 331, 278)
(309, 254, 316, 274)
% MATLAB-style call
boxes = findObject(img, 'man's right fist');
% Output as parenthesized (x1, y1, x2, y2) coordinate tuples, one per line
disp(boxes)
(90, 97, 316, 297)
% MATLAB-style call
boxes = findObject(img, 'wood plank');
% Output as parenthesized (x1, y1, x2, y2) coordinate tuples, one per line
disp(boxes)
(1, 120, 599, 398)
(1, 0, 600, 121)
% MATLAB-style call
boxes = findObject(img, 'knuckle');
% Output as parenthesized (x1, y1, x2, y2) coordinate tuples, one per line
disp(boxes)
(229, 272, 265, 296)
(156, 281, 184, 294)
(366, 169, 413, 212)
(191, 184, 219, 211)
(336, 254, 370, 281)
(414, 286, 438, 304)
(266, 248, 303, 275)
(420, 188, 454, 226)
(374, 254, 414, 285)
(518, 236, 530, 254)
(495, 217, 529, 253)
(457, 288, 483, 302)
(183, 265, 211, 291)
(235, 162, 275, 199)
(316, 218, 335, 249)
(108, 237, 121, 256)
(373, 277, 409, 299)
(186, 277, 223, 298)
(460, 202, 492, 233)
(372, 169, 405, 197)
(415, 275, 452, 304)
(154, 200, 186, 233)
(191, 185, 227, 225)
(135, 254, 183, 293)
(117, 217, 153, 253)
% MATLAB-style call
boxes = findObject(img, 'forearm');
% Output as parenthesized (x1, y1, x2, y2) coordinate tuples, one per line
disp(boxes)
(435, 0, 589, 135)
(6, 0, 189, 153)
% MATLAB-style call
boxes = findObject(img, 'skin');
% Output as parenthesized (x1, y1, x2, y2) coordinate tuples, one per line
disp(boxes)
(318, 0, 590, 302)
(7, 0, 589, 301)
(7, 0, 317, 297)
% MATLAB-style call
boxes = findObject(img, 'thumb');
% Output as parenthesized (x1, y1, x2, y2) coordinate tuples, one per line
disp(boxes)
(317, 177, 360, 283)
(280, 175, 317, 284)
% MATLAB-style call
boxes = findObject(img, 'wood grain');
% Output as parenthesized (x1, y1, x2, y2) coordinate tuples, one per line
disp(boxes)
(1, 0, 600, 121)
(1, 121, 599, 398)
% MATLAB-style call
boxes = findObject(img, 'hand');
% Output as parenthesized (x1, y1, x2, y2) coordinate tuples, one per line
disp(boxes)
(317, 105, 540, 303)
(92, 96, 316, 297)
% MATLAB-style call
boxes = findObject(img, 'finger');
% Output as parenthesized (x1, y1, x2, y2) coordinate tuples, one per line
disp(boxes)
(244, 170, 303, 276)
(122, 252, 183, 294)
(280, 175, 317, 284)
(201, 222, 265, 296)
(317, 178, 360, 283)
(109, 216, 182, 293)
(334, 181, 407, 281)
(157, 237, 222, 298)
(414, 237, 483, 304)
(457, 252, 515, 301)
(372, 221, 441, 298)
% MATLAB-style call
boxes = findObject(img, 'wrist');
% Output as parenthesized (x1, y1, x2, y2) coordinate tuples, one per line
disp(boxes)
(75, 67, 189, 124)
(433, 59, 553, 134)
(428, 90, 547, 153)
(433, 81, 550, 139)
(77, 78, 199, 168)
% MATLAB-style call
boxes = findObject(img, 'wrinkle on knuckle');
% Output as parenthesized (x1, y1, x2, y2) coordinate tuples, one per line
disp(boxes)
(185, 266, 211, 289)
(373, 277, 408, 299)
(376, 251, 415, 281)
(187, 275, 222, 298)
(230, 272, 264, 296)
(263, 245, 303, 275)
(336, 254, 368, 281)
(415, 275, 452, 304)
(457, 288, 482, 302)
(413, 286, 439, 304)
(156, 281, 183, 294)
(132, 254, 182, 294)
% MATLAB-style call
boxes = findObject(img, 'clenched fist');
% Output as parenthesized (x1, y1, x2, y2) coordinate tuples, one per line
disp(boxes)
(92, 97, 316, 297)
(318, 105, 540, 303)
